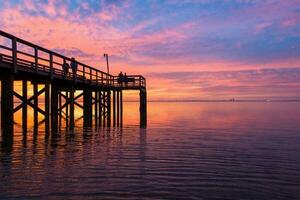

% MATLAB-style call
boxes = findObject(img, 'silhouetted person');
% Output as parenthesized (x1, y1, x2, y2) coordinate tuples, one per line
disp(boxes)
(62, 61, 70, 78)
(118, 71, 123, 86)
(70, 57, 78, 79)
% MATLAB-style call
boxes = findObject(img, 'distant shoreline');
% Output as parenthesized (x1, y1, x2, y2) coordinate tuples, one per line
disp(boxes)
(125, 99, 300, 103)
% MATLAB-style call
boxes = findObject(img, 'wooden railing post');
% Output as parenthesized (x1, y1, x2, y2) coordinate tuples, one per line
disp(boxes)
(83, 65, 85, 81)
(49, 52, 53, 79)
(12, 37, 17, 73)
(34, 47, 38, 72)
(63, 58, 66, 79)
(139, 76, 141, 87)
(96, 71, 98, 85)
(90, 68, 92, 83)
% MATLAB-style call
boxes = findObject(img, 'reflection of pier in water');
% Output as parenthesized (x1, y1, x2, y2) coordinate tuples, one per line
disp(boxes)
(0, 30, 147, 143)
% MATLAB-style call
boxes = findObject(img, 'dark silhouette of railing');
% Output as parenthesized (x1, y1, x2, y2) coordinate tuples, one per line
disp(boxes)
(0, 30, 146, 89)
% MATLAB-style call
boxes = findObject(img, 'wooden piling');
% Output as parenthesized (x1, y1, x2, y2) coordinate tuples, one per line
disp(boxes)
(58, 90, 62, 128)
(45, 82, 50, 133)
(66, 91, 69, 128)
(22, 80, 27, 133)
(70, 86, 75, 130)
(117, 90, 120, 127)
(113, 90, 116, 127)
(1, 74, 14, 139)
(107, 90, 111, 127)
(51, 84, 59, 134)
(33, 82, 38, 132)
(103, 91, 107, 127)
(94, 91, 97, 127)
(99, 91, 102, 127)
(120, 90, 123, 128)
(83, 87, 92, 127)
(140, 90, 147, 128)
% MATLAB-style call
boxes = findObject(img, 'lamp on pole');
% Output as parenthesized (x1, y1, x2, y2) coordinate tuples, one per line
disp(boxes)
(104, 53, 109, 74)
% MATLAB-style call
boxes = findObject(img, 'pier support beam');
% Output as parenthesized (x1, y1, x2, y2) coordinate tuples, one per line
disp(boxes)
(95, 91, 98, 127)
(117, 91, 120, 127)
(22, 80, 27, 133)
(69, 86, 75, 130)
(107, 90, 111, 127)
(83, 87, 92, 127)
(45, 82, 50, 133)
(1, 74, 14, 139)
(98, 91, 102, 127)
(140, 90, 147, 128)
(115, 90, 123, 128)
(113, 90, 116, 127)
(120, 90, 123, 127)
(51, 84, 59, 134)
(33, 82, 38, 132)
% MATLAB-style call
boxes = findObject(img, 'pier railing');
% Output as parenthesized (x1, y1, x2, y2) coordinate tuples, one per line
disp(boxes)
(0, 30, 146, 89)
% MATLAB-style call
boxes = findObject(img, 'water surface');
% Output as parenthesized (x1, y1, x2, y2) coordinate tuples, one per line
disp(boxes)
(1, 102, 300, 199)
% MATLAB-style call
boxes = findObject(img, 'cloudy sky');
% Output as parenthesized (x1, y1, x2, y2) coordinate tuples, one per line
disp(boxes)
(0, 0, 300, 100)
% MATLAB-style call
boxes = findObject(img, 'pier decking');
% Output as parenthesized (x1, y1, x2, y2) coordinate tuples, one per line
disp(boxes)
(0, 30, 147, 138)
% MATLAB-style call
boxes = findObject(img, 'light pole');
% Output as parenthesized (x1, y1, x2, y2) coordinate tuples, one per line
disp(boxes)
(104, 53, 109, 74)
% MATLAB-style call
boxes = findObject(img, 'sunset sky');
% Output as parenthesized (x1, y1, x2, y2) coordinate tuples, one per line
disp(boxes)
(1, 0, 300, 100)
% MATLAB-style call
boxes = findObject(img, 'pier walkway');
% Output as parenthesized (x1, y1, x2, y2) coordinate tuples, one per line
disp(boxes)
(0, 30, 147, 138)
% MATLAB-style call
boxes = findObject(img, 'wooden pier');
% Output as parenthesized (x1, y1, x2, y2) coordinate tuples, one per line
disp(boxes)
(0, 30, 147, 138)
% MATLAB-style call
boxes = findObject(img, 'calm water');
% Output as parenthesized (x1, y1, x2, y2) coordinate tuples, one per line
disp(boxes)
(1, 102, 300, 199)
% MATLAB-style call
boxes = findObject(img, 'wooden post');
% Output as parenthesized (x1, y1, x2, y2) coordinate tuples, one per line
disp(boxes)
(116, 90, 120, 127)
(120, 90, 123, 128)
(1, 74, 14, 140)
(22, 80, 27, 133)
(66, 91, 69, 128)
(140, 90, 147, 128)
(58, 91, 62, 128)
(69, 86, 75, 130)
(113, 90, 116, 127)
(107, 90, 111, 127)
(99, 91, 102, 127)
(95, 91, 98, 127)
(83, 87, 92, 127)
(33, 82, 38, 132)
(34, 47, 38, 72)
(49, 52, 53, 79)
(103, 91, 107, 127)
(51, 84, 58, 134)
(45, 82, 50, 133)
(12, 38, 17, 73)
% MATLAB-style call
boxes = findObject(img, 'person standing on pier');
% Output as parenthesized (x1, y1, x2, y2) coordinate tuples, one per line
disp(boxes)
(71, 57, 78, 79)
(63, 61, 70, 78)
(118, 71, 123, 86)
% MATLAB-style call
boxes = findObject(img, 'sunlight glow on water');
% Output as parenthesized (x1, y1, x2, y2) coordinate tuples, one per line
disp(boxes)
(1, 102, 300, 199)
